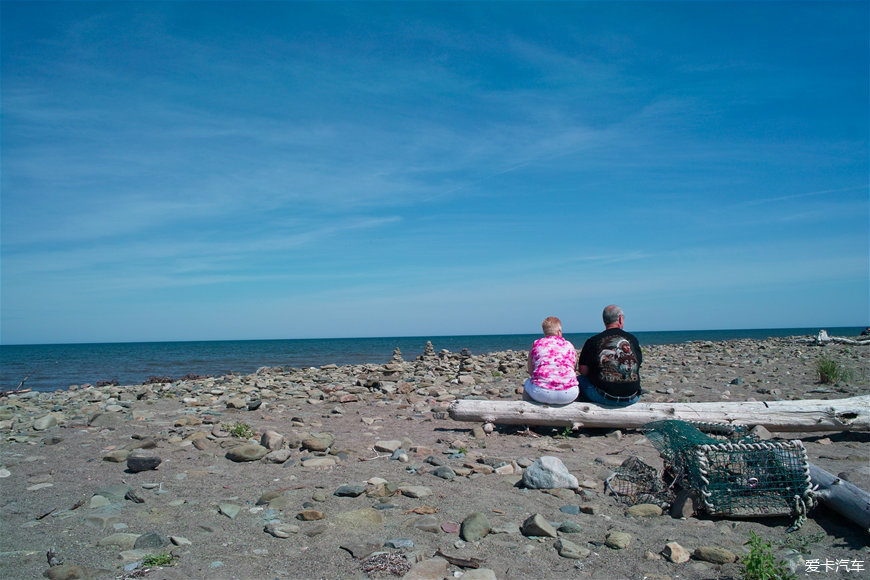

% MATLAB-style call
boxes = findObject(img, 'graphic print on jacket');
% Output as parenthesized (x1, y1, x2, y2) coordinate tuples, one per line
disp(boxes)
(596, 336, 640, 383)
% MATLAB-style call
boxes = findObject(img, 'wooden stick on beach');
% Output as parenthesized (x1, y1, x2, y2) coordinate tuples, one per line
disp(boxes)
(448, 395, 870, 433)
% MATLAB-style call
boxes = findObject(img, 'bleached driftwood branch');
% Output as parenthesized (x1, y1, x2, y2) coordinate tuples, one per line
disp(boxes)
(797, 329, 870, 346)
(448, 395, 870, 433)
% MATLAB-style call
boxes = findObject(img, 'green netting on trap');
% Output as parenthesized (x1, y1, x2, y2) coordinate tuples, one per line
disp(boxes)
(642, 420, 814, 521)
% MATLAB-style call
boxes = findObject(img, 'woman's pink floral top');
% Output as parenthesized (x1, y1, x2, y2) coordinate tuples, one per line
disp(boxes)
(530, 335, 579, 390)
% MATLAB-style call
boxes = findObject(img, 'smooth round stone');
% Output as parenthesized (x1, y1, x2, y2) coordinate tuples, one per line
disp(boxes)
(89, 495, 111, 508)
(626, 503, 663, 517)
(296, 510, 325, 521)
(605, 531, 633, 549)
(693, 546, 738, 564)
(225, 444, 268, 462)
(0, 468, 11, 478)
(460, 512, 491, 542)
(103, 450, 130, 463)
(301, 433, 334, 452)
(559, 505, 580, 515)
(126, 456, 161, 473)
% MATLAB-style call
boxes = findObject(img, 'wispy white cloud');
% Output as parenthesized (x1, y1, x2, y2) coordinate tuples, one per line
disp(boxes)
(735, 186, 868, 207)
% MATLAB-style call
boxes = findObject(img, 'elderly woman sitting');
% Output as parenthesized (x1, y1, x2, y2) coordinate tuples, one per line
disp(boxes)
(523, 316, 579, 405)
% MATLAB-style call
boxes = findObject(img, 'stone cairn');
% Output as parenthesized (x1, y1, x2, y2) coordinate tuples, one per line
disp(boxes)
(418, 341, 437, 361)
(457, 348, 475, 385)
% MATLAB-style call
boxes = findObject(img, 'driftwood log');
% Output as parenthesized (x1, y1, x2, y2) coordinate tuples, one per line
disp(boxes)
(448, 395, 870, 432)
(810, 463, 870, 532)
(797, 329, 870, 346)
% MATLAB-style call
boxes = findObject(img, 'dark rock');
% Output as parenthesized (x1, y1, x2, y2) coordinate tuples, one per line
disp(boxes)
(133, 530, 170, 550)
(334, 485, 366, 497)
(126, 456, 161, 473)
(670, 489, 698, 518)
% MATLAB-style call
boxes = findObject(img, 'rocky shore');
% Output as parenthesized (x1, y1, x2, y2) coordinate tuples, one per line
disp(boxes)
(1, 336, 868, 579)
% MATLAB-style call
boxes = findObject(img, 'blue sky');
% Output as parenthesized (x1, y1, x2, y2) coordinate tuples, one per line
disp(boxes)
(2, 1, 868, 345)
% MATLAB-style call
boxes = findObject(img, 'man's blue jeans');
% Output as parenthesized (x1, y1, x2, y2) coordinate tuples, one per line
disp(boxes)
(577, 375, 640, 407)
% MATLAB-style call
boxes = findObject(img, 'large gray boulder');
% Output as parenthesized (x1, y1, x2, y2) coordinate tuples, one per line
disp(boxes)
(521, 456, 578, 489)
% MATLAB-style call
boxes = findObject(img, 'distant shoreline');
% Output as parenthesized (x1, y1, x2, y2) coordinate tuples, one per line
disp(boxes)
(1, 327, 865, 393)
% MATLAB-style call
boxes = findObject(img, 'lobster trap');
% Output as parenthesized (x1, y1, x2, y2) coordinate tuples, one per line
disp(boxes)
(607, 420, 815, 529)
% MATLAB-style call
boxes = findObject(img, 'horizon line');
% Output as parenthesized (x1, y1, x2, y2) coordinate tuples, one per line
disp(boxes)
(1, 325, 864, 348)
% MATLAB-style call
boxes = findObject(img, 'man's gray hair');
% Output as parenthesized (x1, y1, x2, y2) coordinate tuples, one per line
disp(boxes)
(602, 305, 623, 325)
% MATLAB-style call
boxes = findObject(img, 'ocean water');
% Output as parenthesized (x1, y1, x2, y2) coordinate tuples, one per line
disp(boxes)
(0, 327, 863, 393)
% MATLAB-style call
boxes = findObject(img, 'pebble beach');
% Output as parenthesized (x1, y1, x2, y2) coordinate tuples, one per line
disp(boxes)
(1, 335, 868, 580)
